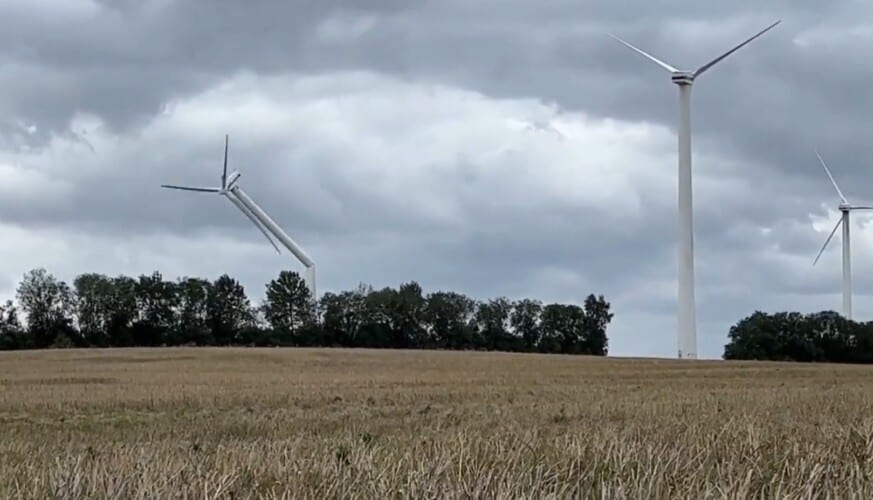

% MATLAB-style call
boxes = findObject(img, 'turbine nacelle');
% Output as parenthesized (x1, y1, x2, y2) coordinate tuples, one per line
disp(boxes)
(670, 71, 695, 86)
(223, 170, 241, 192)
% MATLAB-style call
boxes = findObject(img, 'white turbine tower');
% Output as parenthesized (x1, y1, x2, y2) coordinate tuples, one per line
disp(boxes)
(812, 151, 873, 320)
(161, 135, 317, 301)
(610, 20, 780, 359)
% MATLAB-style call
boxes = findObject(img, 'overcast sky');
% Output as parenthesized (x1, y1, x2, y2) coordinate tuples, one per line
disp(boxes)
(4, 0, 873, 358)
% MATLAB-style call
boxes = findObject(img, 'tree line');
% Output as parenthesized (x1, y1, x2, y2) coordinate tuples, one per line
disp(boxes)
(0, 268, 612, 355)
(724, 310, 873, 364)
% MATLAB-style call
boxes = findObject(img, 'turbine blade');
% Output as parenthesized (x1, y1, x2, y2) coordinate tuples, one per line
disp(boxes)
(161, 185, 220, 193)
(813, 217, 843, 266)
(692, 20, 781, 78)
(608, 34, 679, 73)
(222, 134, 229, 190)
(849, 205, 873, 210)
(225, 192, 282, 255)
(815, 150, 848, 204)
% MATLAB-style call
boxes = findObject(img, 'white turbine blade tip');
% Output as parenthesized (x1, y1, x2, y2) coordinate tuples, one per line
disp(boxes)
(814, 150, 848, 203)
(608, 33, 679, 73)
(693, 20, 781, 78)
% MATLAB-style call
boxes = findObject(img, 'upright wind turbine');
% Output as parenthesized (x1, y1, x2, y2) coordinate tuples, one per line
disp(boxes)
(610, 20, 780, 359)
(161, 135, 317, 300)
(812, 151, 873, 320)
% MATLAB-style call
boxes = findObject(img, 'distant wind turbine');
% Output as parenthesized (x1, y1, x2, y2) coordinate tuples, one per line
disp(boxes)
(161, 135, 317, 300)
(812, 150, 873, 320)
(610, 20, 781, 359)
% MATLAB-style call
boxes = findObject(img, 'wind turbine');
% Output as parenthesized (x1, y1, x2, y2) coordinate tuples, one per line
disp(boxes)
(610, 20, 780, 359)
(161, 135, 317, 301)
(812, 151, 873, 320)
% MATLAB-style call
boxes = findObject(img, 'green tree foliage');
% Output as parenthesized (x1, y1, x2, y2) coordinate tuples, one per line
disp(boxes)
(72, 273, 140, 347)
(5, 267, 613, 355)
(358, 287, 394, 348)
(16, 268, 75, 347)
(263, 270, 314, 343)
(320, 287, 368, 347)
(582, 294, 612, 356)
(104, 276, 138, 347)
(511, 299, 543, 351)
(0, 300, 23, 350)
(475, 297, 515, 351)
(133, 272, 179, 346)
(207, 274, 252, 345)
(723, 310, 873, 363)
(175, 277, 212, 345)
(423, 291, 477, 349)
(392, 282, 428, 348)
(540, 304, 586, 354)
(73, 273, 113, 345)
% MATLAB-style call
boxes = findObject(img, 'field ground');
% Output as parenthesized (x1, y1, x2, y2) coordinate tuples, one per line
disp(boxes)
(1, 348, 872, 498)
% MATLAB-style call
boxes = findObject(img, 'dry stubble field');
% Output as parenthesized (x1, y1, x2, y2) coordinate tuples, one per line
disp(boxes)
(1, 348, 872, 499)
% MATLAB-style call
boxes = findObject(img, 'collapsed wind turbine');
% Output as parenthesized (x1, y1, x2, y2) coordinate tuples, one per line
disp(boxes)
(161, 135, 317, 300)
(812, 151, 873, 320)
(610, 20, 780, 359)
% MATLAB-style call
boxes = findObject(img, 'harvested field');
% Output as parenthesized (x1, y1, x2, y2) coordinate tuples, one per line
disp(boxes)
(1, 348, 872, 498)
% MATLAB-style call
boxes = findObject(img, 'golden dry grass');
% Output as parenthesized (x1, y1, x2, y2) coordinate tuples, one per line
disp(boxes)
(1, 348, 872, 499)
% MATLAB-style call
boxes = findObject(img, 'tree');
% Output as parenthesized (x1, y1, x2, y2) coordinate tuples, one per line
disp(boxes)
(391, 282, 427, 348)
(539, 304, 587, 354)
(16, 268, 75, 347)
(358, 287, 394, 348)
(724, 311, 797, 361)
(74, 273, 113, 345)
(582, 294, 612, 355)
(348, 282, 430, 349)
(852, 322, 873, 364)
(207, 274, 252, 345)
(74, 273, 144, 347)
(423, 292, 476, 349)
(176, 277, 212, 345)
(133, 271, 179, 346)
(805, 311, 851, 363)
(475, 297, 514, 351)
(4, 267, 615, 355)
(105, 276, 138, 347)
(723, 310, 862, 363)
(320, 286, 369, 347)
(0, 300, 23, 350)
(511, 299, 542, 351)
(263, 270, 314, 343)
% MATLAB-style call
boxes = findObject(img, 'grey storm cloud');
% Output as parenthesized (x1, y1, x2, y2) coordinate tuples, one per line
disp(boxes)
(3, 0, 873, 358)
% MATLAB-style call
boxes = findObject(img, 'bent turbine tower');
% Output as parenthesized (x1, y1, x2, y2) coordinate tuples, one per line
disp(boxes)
(161, 135, 317, 301)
